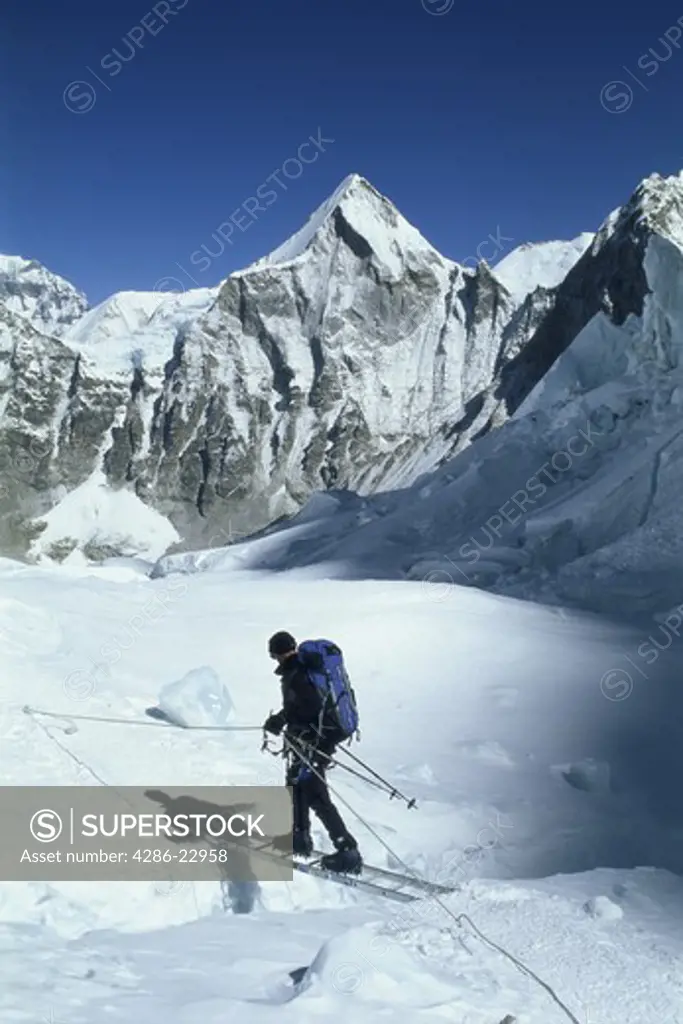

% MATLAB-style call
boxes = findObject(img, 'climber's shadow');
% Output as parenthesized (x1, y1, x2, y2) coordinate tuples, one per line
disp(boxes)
(144, 788, 283, 914)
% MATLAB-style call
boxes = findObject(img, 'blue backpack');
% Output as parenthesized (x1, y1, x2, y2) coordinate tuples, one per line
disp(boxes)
(297, 638, 359, 742)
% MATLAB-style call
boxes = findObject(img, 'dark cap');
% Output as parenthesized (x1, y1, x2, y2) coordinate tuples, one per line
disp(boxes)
(268, 631, 297, 657)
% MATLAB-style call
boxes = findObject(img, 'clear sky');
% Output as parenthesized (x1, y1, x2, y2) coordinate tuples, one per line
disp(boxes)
(4, 0, 683, 304)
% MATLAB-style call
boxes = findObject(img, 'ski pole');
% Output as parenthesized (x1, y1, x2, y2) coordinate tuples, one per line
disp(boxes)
(284, 735, 387, 794)
(313, 747, 404, 797)
(335, 744, 417, 808)
(284, 735, 415, 805)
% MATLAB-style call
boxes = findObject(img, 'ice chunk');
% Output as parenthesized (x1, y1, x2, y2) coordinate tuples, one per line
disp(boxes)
(584, 895, 623, 920)
(157, 666, 234, 729)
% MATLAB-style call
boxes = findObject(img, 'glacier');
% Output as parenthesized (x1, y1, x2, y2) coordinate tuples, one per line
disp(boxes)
(2, 549, 683, 1023)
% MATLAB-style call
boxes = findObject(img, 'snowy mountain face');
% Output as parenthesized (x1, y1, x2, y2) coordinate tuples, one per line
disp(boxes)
(0, 255, 88, 337)
(0, 174, 558, 562)
(6, 169, 683, 616)
(154, 171, 683, 621)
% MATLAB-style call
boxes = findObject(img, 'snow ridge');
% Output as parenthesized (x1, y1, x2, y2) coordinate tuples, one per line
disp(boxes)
(493, 232, 594, 302)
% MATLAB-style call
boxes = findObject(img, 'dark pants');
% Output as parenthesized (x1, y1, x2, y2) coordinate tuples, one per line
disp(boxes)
(285, 744, 354, 846)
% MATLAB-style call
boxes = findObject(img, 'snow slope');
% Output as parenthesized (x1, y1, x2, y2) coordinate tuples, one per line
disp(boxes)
(27, 469, 180, 564)
(492, 232, 594, 303)
(2, 551, 683, 1022)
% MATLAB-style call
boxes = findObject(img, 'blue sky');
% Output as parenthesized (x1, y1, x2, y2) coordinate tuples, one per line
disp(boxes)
(4, 0, 683, 304)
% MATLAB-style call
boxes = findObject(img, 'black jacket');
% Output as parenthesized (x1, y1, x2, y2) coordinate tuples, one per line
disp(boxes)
(272, 653, 338, 747)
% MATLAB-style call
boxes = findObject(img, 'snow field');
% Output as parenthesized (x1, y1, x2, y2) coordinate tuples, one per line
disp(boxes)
(1, 555, 683, 1020)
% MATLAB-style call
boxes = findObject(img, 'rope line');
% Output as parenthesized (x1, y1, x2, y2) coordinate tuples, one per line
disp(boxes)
(22, 705, 263, 732)
(26, 709, 109, 786)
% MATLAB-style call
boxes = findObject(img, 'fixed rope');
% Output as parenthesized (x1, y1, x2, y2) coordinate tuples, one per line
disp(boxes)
(22, 705, 263, 732)
(25, 706, 109, 785)
(283, 734, 581, 1024)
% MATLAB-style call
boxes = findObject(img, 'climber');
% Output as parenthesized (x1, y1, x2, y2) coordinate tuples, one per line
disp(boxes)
(263, 630, 362, 875)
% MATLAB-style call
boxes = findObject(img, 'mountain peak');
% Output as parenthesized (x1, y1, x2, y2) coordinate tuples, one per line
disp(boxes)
(329, 171, 369, 198)
(592, 170, 683, 254)
(245, 172, 443, 277)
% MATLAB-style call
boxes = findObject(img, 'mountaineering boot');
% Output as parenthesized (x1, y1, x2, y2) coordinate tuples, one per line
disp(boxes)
(320, 836, 362, 875)
(292, 829, 313, 857)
